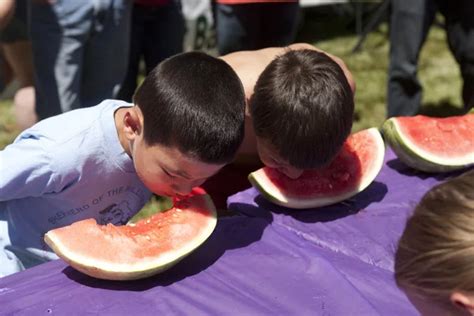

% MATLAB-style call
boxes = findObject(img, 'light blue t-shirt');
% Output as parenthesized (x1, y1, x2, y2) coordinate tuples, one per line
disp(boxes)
(0, 100, 152, 277)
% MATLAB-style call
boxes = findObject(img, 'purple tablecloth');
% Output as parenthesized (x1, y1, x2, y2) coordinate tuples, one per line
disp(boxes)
(0, 149, 462, 315)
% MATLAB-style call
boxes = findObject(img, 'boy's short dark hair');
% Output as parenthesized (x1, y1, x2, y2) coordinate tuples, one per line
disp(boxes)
(250, 49, 354, 169)
(133, 52, 245, 164)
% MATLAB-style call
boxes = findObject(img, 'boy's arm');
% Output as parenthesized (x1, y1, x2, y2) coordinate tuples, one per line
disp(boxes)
(0, 136, 57, 201)
(288, 43, 356, 94)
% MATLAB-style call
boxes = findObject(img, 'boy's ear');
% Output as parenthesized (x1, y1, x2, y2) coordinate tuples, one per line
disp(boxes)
(123, 107, 143, 141)
(450, 292, 474, 315)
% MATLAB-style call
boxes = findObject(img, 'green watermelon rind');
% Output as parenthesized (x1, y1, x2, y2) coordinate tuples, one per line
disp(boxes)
(44, 194, 217, 281)
(382, 118, 474, 173)
(248, 128, 386, 209)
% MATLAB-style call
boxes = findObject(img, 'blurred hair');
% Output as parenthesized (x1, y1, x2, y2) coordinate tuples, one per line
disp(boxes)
(133, 51, 245, 164)
(395, 170, 474, 306)
(249, 49, 354, 169)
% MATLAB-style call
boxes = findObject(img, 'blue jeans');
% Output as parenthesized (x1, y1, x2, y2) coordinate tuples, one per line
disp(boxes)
(387, 0, 474, 117)
(30, 0, 131, 120)
(215, 3, 300, 55)
(118, 2, 184, 102)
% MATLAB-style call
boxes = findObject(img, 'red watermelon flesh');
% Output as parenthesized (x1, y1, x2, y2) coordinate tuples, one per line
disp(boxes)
(396, 115, 473, 158)
(382, 114, 474, 172)
(44, 188, 216, 280)
(262, 143, 362, 198)
(248, 128, 385, 209)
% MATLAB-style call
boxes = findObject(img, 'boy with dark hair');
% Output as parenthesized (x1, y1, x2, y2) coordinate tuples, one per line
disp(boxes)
(249, 47, 355, 172)
(0, 51, 246, 277)
(203, 44, 355, 208)
(223, 43, 355, 178)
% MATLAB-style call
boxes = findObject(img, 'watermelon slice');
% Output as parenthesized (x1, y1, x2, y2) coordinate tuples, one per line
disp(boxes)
(248, 128, 385, 209)
(382, 114, 474, 172)
(44, 188, 217, 281)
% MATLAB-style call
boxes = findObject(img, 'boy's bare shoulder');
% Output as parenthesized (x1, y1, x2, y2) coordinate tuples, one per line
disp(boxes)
(218, 43, 356, 97)
(221, 47, 283, 63)
(221, 47, 291, 97)
(220, 44, 319, 75)
(287, 42, 319, 51)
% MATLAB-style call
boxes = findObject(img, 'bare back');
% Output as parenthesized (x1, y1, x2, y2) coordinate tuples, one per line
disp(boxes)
(221, 47, 289, 101)
(221, 47, 287, 161)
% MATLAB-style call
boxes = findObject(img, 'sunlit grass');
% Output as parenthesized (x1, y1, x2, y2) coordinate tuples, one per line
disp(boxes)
(299, 12, 464, 132)
(0, 99, 20, 148)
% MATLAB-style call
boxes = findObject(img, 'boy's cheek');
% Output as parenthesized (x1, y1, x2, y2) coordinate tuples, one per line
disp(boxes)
(142, 180, 169, 196)
(152, 188, 173, 197)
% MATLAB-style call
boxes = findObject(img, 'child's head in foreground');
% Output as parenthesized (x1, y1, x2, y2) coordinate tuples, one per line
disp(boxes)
(395, 169, 474, 316)
(125, 51, 245, 197)
(249, 49, 354, 178)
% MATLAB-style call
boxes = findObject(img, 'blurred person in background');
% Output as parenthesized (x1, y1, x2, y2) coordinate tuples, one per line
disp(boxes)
(29, 0, 132, 120)
(0, 0, 36, 130)
(118, 0, 185, 102)
(214, 0, 300, 55)
(387, 0, 474, 117)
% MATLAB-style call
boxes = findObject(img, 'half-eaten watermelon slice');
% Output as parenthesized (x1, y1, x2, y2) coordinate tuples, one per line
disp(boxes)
(382, 114, 474, 172)
(44, 188, 217, 280)
(248, 128, 385, 209)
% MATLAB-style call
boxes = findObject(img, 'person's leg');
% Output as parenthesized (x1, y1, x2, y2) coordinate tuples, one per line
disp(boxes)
(0, 0, 30, 88)
(3, 42, 37, 129)
(0, 50, 13, 93)
(2, 41, 33, 88)
(260, 3, 300, 48)
(1, 0, 36, 128)
(80, 0, 131, 109)
(30, 0, 92, 119)
(215, 3, 259, 55)
(439, 0, 474, 111)
(143, 2, 184, 74)
(117, 4, 145, 102)
(387, 0, 437, 117)
(13, 86, 36, 130)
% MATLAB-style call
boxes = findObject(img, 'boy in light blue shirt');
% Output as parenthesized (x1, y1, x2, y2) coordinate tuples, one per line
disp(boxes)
(0, 52, 246, 277)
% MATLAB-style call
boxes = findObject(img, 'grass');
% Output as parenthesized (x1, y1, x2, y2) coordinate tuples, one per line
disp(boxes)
(0, 99, 19, 148)
(296, 6, 465, 132)
(0, 7, 469, 216)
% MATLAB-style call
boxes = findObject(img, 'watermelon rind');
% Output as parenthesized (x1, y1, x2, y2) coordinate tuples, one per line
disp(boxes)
(382, 118, 474, 173)
(44, 194, 217, 281)
(248, 128, 385, 209)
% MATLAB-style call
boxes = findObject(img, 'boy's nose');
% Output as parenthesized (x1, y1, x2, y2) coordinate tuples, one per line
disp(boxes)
(279, 166, 304, 179)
